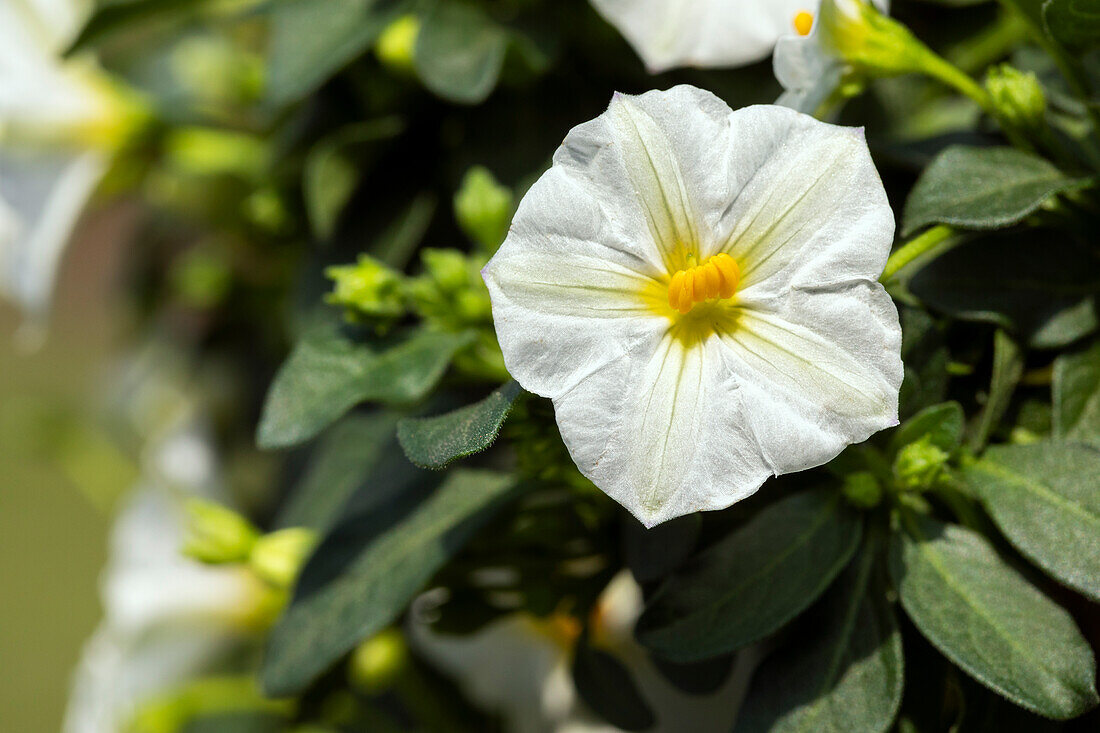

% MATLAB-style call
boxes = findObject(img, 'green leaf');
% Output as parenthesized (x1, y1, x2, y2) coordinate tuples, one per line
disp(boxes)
(276, 412, 400, 531)
(735, 536, 903, 733)
(68, 0, 211, 53)
(396, 381, 522, 469)
(305, 118, 405, 240)
(908, 229, 1100, 349)
(623, 512, 702, 584)
(636, 489, 862, 662)
(890, 513, 1098, 719)
(1044, 0, 1100, 51)
(257, 323, 474, 449)
(898, 306, 950, 420)
(181, 712, 287, 733)
(964, 441, 1100, 602)
(262, 469, 521, 696)
(264, 0, 410, 107)
(1054, 339, 1100, 448)
(889, 401, 965, 456)
(572, 638, 656, 731)
(902, 146, 1088, 236)
(414, 1, 509, 104)
(970, 330, 1025, 451)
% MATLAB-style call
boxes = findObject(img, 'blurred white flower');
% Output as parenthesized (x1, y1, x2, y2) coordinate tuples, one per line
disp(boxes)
(483, 87, 902, 527)
(589, 0, 822, 73)
(774, 0, 892, 115)
(0, 0, 142, 320)
(411, 572, 756, 733)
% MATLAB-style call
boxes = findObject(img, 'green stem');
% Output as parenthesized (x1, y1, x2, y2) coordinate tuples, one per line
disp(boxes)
(881, 225, 954, 282)
(916, 50, 995, 113)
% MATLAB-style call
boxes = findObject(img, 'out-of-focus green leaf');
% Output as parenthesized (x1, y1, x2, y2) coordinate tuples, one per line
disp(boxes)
(909, 229, 1100, 349)
(970, 330, 1025, 451)
(68, 0, 211, 53)
(396, 380, 521, 469)
(902, 146, 1088, 236)
(181, 712, 288, 733)
(414, 1, 509, 104)
(735, 535, 903, 733)
(257, 323, 474, 449)
(262, 469, 521, 696)
(264, 0, 410, 106)
(890, 513, 1098, 720)
(636, 489, 861, 662)
(623, 512, 701, 584)
(1044, 0, 1100, 51)
(898, 307, 950, 420)
(964, 441, 1100, 602)
(572, 638, 656, 731)
(889, 401, 964, 456)
(305, 118, 405, 241)
(1054, 339, 1100, 448)
(276, 412, 400, 530)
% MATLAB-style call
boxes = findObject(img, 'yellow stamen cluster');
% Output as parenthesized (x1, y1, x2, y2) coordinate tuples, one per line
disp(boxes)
(667, 253, 740, 314)
(794, 10, 815, 36)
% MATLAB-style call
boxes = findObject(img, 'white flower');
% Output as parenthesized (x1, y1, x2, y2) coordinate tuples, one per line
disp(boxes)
(589, 0, 822, 73)
(0, 0, 137, 319)
(482, 86, 902, 527)
(774, 0, 891, 115)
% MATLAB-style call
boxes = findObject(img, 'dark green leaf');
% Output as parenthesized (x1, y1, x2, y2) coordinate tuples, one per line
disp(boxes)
(970, 330, 1025, 451)
(1044, 0, 1100, 51)
(264, 0, 410, 107)
(735, 535, 903, 733)
(651, 655, 734, 696)
(414, 1, 509, 104)
(572, 638, 656, 731)
(68, 0, 210, 53)
(181, 712, 287, 733)
(397, 380, 522, 469)
(257, 324, 474, 449)
(964, 441, 1100, 602)
(276, 412, 400, 530)
(1053, 338, 1100, 448)
(909, 229, 1100, 349)
(890, 513, 1098, 719)
(623, 512, 702, 584)
(262, 469, 521, 696)
(902, 146, 1087, 236)
(889, 401, 965, 456)
(636, 489, 862, 662)
(898, 307, 950, 420)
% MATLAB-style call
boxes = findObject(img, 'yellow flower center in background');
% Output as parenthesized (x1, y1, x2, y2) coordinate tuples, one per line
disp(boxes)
(666, 253, 740, 314)
(794, 10, 815, 36)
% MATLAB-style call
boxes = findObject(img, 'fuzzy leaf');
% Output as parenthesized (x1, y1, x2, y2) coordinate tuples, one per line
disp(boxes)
(1054, 339, 1100, 448)
(397, 381, 522, 469)
(889, 401, 964, 456)
(637, 489, 862, 662)
(891, 514, 1098, 719)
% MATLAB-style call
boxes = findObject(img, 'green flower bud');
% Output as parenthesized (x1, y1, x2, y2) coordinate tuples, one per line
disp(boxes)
(986, 64, 1046, 131)
(819, 0, 929, 77)
(376, 14, 420, 73)
(324, 255, 407, 321)
(893, 434, 950, 492)
(348, 628, 408, 693)
(454, 166, 514, 253)
(183, 499, 259, 565)
(421, 248, 471, 293)
(249, 527, 317, 589)
(842, 470, 884, 509)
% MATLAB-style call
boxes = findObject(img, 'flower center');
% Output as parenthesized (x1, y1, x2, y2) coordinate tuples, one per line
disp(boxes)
(667, 253, 740, 314)
(794, 10, 815, 36)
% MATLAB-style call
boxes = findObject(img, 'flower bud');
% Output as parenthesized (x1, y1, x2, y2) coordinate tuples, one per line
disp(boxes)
(376, 14, 420, 73)
(422, 248, 472, 293)
(893, 435, 950, 492)
(842, 470, 884, 509)
(183, 499, 259, 564)
(454, 166, 514, 253)
(818, 0, 930, 77)
(986, 64, 1047, 131)
(249, 528, 317, 589)
(348, 628, 409, 693)
(325, 255, 407, 321)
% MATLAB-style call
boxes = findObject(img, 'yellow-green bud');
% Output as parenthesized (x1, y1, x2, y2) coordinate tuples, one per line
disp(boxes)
(324, 255, 407, 321)
(842, 471, 884, 509)
(183, 499, 259, 564)
(819, 0, 931, 77)
(376, 14, 420, 73)
(893, 435, 950, 492)
(348, 628, 408, 693)
(454, 166, 514, 253)
(986, 64, 1046, 131)
(249, 528, 317, 589)
(421, 248, 471, 293)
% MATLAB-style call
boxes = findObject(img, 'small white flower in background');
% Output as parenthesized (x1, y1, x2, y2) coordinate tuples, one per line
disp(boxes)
(483, 86, 902, 527)
(589, 0, 823, 73)
(775, 0, 892, 116)
(0, 0, 142, 322)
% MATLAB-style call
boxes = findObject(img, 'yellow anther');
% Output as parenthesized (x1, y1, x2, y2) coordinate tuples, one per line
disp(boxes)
(794, 10, 814, 36)
(667, 253, 740, 314)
